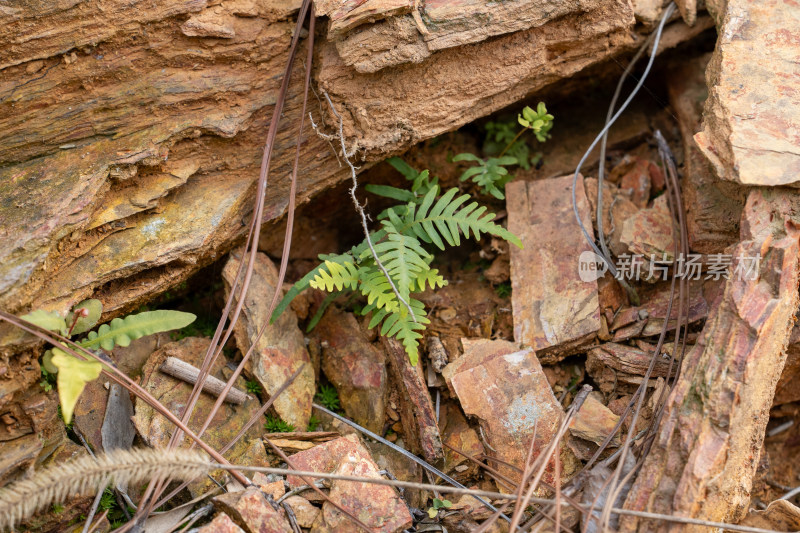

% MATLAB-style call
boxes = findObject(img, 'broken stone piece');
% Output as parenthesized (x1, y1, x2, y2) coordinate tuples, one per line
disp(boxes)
(213, 487, 293, 533)
(619, 194, 676, 262)
(222, 248, 314, 429)
(285, 434, 412, 533)
(569, 394, 621, 446)
(132, 338, 267, 495)
(619, 158, 652, 208)
(441, 403, 484, 476)
(443, 339, 573, 486)
(694, 0, 800, 187)
(284, 496, 320, 529)
(507, 175, 601, 363)
(313, 308, 387, 433)
(197, 513, 246, 533)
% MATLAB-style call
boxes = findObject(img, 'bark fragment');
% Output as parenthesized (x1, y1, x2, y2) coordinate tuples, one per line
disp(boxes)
(382, 337, 443, 464)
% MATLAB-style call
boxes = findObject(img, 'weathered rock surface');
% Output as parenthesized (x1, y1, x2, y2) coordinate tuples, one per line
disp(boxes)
(667, 53, 745, 254)
(284, 496, 320, 529)
(0, 0, 704, 326)
(621, 188, 800, 531)
(443, 339, 574, 486)
(694, 0, 800, 187)
(619, 195, 676, 261)
(197, 513, 247, 533)
(132, 337, 267, 488)
(507, 175, 600, 362)
(285, 434, 412, 533)
(569, 394, 620, 446)
(774, 324, 800, 406)
(213, 487, 293, 533)
(314, 308, 387, 433)
(222, 248, 314, 429)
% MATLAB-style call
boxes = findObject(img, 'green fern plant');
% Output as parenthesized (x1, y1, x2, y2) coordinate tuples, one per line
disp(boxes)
(20, 300, 195, 425)
(272, 170, 522, 364)
(456, 102, 554, 198)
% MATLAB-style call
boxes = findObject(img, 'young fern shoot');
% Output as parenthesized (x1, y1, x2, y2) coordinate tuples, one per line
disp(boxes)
(272, 162, 522, 364)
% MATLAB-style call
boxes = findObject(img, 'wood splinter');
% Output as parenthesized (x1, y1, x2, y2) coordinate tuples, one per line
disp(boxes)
(159, 356, 249, 405)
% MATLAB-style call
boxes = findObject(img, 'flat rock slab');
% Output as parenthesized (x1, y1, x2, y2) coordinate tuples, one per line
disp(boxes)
(695, 0, 800, 186)
(507, 175, 601, 363)
(285, 434, 412, 533)
(443, 339, 572, 486)
(314, 308, 387, 433)
(222, 248, 314, 429)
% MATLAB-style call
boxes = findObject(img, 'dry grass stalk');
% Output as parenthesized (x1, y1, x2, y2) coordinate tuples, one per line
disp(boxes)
(0, 448, 208, 532)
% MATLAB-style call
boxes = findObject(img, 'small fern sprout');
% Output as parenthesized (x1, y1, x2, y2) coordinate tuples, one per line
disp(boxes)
(272, 166, 522, 364)
(518, 102, 554, 142)
(452, 153, 517, 199)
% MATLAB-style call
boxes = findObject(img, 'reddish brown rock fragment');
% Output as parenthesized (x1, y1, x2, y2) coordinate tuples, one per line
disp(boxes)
(443, 339, 573, 486)
(222, 248, 314, 429)
(213, 487, 293, 533)
(507, 175, 601, 363)
(313, 308, 388, 433)
(196, 513, 246, 533)
(285, 434, 412, 533)
(620, 195, 676, 262)
(568, 394, 621, 446)
(619, 158, 652, 208)
(694, 0, 800, 187)
(621, 188, 800, 531)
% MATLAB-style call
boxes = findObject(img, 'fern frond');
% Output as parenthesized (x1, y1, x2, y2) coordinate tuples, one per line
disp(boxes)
(80, 310, 196, 351)
(0, 448, 209, 531)
(414, 268, 448, 292)
(379, 299, 429, 365)
(362, 220, 432, 308)
(401, 187, 523, 249)
(309, 260, 360, 292)
(271, 252, 355, 323)
(359, 267, 399, 312)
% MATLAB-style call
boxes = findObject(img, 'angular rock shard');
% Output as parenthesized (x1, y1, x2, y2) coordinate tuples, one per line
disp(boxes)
(621, 188, 800, 531)
(212, 487, 293, 533)
(695, 0, 800, 186)
(443, 339, 574, 486)
(507, 175, 601, 363)
(314, 308, 387, 433)
(285, 434, 412, 533)
(222, 248, 314, 429)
